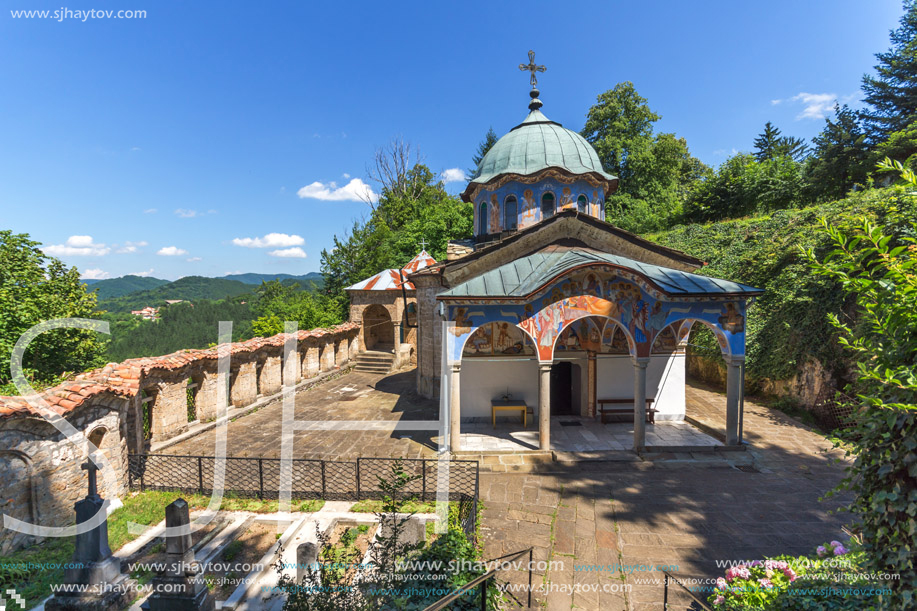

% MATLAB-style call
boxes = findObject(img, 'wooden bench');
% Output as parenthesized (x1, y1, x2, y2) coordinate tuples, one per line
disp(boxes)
(491, 400, 528, 428)
(598, 398, 656, 424)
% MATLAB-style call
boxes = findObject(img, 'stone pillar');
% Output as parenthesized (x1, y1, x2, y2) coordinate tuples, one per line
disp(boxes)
(587, 351, 597, 418)
(143, 499, 215, 611)
(449, 363, 461, 452)
(336, 337, 349, 366)
(259, 355, 282, 396)
(633, 357, 650, 452)
(230, 361, 257, 407)
(725, 356, 744, 445)
(303, 344, 320, 378)
(320, 341, 335, 372)
(539, 363, 552, 451)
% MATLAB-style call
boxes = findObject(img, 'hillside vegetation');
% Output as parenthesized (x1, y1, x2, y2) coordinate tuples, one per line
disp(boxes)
(98, 276, 256, 312)
(648, 185, 917, 391)
(87, 275, 170, 299)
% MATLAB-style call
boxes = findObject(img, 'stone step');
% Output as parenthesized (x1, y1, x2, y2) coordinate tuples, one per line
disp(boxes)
(354, 366, 392, 373)
(355, 356, 394, 364)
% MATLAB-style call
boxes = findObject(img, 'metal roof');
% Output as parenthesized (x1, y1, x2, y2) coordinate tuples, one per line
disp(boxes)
(438, 248, 762, 300)
(346, 250, 436, 291)
(469, 109, 616, 186)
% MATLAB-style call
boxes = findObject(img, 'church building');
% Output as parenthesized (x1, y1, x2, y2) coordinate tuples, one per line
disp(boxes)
(357, 54, 763, 452)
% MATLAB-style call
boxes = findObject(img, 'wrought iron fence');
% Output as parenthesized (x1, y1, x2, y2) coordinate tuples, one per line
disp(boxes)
(127, 454, 480, 539)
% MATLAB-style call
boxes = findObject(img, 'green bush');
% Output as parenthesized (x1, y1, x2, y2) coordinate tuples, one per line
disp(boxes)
(648, 186, 917, 388)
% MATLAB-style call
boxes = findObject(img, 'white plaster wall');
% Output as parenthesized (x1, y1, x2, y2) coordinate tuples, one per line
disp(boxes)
(595, 354, 685, 421)
(459, 358, 539, 421)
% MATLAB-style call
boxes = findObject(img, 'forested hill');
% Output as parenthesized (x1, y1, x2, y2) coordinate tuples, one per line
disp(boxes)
(223, 272, 323, 287)
(88, 275, 170, 299)
(99, 276, 256, 312)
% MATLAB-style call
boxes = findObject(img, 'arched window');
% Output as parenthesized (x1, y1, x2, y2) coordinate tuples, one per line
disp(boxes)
(577, 195, 588, 213)
(541, 192, 555, 219)
(504, 195, 518, 230)
(479, 201, 488, 235)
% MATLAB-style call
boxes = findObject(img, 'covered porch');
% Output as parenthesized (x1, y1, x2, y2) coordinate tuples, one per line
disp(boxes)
(439, 248, 762, 453)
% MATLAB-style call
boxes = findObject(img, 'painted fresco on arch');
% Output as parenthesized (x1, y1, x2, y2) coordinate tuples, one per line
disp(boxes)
(601, 325, 630, 354)
(446, 266, 748, 362)
(651, 325, 678, 353)
(464, 323, 493, 355)
(462, 321, 535, 356)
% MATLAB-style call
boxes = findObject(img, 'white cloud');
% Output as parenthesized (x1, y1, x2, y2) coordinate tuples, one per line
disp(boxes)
(186, 257, 202, 262)
(342, 173, 351, 179)
(772, 92, 859, 120)
(143, 208, 157, 214)
(157, 246, 188, 256)
(297, 178, 377, 203)
(81, 268, 110, 280)
(44, 235, 111, 257)
(268, 247, 307, 258)
(129, 268, 155, 277)
(232, 233, 305, 248)
(130, 146, 141, 152)
(441, 168, 466, 183)
(116, 240, 148, 254)
(174, 208, 200, 218)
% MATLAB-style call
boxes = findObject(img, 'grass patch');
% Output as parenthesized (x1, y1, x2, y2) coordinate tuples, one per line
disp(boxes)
(0, 490, 324, 609)
(350, 498, 438, 513)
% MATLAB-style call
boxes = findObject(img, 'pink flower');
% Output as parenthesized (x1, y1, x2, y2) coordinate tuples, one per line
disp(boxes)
(784, 568, 797, 582)
(758, 578, 773, 588)
(833, 545, 848, 556)
(830, 540, 842, 547)
(816, 546, 827, 557)
(716, 577, 728, 590)
(714, 595, 725, 605)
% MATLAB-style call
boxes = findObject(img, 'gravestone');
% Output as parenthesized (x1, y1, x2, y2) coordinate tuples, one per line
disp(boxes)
(142, 499, 215, 611)
(46, 459, 133, 611)
(295, 541, 318, 584)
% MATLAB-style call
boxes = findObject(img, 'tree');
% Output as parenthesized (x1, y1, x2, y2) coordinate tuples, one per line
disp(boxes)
(0, 230, 106, 393)
(581, 82, 706, 232)
(320, 161, 472, 308)
(753, 121, 808, 162)
(683, 153, 805, 222)
(802, 161, 917, 606)
(468, 126, 498, 177)
(861, 0, 917, 140)
(581, 82, 659, 183)
(806, 105, 870, 201)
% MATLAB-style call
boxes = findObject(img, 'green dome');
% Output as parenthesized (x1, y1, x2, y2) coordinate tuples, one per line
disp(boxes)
(469, 109, 616, 186)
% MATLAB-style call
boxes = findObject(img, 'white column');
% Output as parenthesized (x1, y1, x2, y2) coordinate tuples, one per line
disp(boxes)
(449, 363, 461, 452)
(587, 351, 597, 418)
(538, 363, 552, 450)
(633, 357, 650, 451)
(725, 356, 744, 445)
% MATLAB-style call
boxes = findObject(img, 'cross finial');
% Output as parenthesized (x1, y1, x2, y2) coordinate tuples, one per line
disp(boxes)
(418, 238, 428, 251)
(81, 459, 100, 499)
(519, 50, 546, 89)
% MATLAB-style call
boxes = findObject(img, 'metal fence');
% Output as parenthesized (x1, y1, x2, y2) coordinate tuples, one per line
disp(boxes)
(127, 454, 480, 539)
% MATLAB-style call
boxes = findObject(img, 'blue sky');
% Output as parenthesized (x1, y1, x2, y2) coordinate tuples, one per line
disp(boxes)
(0, 0, 905, 280)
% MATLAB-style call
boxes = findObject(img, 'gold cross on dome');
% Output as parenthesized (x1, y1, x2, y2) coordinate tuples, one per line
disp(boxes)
(519, 50, 546, 88)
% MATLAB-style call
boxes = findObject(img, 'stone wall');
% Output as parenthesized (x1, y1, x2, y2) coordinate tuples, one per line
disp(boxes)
(0, 323, 360, 554)
(414, 279, 445, 399)
(0, 395, 127, 555)
(687, 354, 837, 409)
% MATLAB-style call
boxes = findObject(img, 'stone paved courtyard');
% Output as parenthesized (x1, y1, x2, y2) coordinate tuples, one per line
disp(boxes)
(159, 367, 851, 610)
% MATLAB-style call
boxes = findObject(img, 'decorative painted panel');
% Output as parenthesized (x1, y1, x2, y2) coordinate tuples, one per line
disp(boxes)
(446, 264, 747, 363)
(463, 321, 535, 356)
(475, 177, 606, 233)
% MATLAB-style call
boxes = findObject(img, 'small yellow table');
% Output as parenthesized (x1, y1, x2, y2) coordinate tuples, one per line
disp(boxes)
(491, 400, 528, 428)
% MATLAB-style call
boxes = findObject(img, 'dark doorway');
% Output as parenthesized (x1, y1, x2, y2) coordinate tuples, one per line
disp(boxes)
(550, 362, 573, 416)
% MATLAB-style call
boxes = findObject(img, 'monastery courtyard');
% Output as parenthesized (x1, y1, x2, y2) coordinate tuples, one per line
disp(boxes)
(157, 366, 850, 611)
